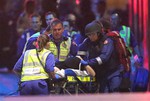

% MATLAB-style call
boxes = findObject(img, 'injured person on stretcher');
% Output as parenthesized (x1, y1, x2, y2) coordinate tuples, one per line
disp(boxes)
(50, 56, 97, 94)
(54, 56, 96, 78)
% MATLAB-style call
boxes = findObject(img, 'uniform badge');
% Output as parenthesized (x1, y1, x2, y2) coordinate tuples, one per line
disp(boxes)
(62, 42, 67, 48)
(104, 40, 108, 44)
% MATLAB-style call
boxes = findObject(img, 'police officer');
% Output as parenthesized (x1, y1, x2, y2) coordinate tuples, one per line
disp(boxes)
(78, 21, 122, 93)
(13, 34, 55, 95)
(110, 13, 142, 91)
(110, 13, 141, 57)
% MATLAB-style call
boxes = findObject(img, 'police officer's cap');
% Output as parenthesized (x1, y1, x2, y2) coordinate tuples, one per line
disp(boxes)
(85, 21, 102, 36)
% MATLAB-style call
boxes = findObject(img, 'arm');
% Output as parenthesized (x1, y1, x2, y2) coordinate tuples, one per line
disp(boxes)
(96, 38, 114, 64)
(13, 54, 24, 76)
(77, 38, 89, 59)
(130, 32, 142, 63)
(76, 56, 95, 76)
(81, 38, 114, 66)
(45, 53, 56, 79)
(84, 65, 96, 76)
(130, 31, 141, 56)
(70, 41, 78, 56)
(17, 32, 27, 57)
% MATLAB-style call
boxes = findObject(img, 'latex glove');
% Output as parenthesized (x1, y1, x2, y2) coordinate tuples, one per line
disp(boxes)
(80, 60, 88, 66)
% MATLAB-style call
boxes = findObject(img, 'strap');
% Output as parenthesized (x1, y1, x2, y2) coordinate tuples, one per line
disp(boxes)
(79, 63, 81, 71)
(36, 49, 45, 68)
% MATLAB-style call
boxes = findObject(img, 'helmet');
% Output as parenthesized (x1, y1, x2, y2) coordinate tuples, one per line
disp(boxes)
(85, 21, 102, 36)
(111, 13, 119, 20)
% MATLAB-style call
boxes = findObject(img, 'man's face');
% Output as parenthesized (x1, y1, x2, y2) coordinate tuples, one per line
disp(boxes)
(63, 21, 70, 31)
(30, 16, 42, 31)
(52, 23, 64, 40)
(45, 14, 55, 25)
(87, 33, 99, 42)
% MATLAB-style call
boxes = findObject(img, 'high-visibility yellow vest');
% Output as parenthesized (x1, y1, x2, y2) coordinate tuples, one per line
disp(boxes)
(49, 37, 71, 61)
(119, 25, 132, 53)
(21, 49, 51, 82)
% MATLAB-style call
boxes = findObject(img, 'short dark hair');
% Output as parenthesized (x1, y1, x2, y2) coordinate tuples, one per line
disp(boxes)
(51, 19, 63, 27)
(45, 11, 57, 18)
(30, 13, 41, 19)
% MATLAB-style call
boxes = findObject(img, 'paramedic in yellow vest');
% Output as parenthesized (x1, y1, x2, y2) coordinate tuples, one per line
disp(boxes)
(13, 34, 55, 95)
(49, 19, 78, 68)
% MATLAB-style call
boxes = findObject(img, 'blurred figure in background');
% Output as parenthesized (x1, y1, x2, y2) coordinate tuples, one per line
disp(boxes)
(110, 13, 142, 91)
(40, 0, 58, 28)
(16, 0, 37, 37)
(17, 13, 43, 58)
(22, 11, 57, 52)
(63, 13, 86, 46)
(45, 11, 57, 26)
(91, 0, 107, 20)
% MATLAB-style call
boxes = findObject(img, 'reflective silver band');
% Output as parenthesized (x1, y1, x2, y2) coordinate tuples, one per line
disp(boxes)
(95, 57, 102, 65)
(22, 73, 48, 77)
(77, 51, 87, 55)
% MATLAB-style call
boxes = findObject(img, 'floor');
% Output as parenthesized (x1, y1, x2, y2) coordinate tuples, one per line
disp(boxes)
(0, 71, 20, 96)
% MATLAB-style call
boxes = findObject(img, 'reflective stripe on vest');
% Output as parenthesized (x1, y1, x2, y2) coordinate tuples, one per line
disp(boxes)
(21, 49, 51, 81)
(49, 37, 71, 61)
(119, 25, 132, 53)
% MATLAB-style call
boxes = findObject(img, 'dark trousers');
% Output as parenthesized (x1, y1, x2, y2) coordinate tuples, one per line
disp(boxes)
(99, 70, 122, 93)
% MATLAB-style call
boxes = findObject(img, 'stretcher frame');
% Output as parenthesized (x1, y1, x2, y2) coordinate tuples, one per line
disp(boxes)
(50, 75, 98, 95)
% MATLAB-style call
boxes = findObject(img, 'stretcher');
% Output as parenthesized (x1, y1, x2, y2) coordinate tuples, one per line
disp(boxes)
(67, 76, 96, 82)
(50, 57, 98, 95)
(50, 75, 98, 95)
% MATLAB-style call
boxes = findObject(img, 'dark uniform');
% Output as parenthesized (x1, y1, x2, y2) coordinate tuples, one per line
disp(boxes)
(17, 29, 37, 57)
(78, 21, 122, 93)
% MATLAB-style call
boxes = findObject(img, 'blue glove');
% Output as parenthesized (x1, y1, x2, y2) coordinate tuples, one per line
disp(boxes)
(80, 60, 88, 66)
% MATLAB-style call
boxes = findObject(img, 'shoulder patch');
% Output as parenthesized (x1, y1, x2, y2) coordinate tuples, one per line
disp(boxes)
(103, 40, 108, 44)
(62, 42, 67, 48)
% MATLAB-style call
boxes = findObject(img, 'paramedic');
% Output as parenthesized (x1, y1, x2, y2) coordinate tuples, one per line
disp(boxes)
(78, 21, 122, 93)
(13, 34, 55, 95)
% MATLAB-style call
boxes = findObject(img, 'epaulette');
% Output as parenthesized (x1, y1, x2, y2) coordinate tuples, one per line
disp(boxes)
(63, 36, 68, 41)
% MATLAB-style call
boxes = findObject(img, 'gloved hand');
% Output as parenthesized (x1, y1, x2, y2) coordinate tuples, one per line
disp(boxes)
(80, 60, 88, 66)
